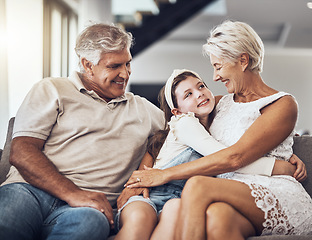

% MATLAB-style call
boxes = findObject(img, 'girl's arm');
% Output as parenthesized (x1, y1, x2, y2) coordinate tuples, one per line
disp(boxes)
(125, 95, 299, 188)
(164, 95, 298, 180)
(174, 114, 275, 176)
(175, 116, 304, 177)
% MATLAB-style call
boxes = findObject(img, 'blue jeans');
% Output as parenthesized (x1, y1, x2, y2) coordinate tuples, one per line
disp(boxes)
(150, 147, 203, 212)
(0, 183, 110, 240)
(116, 147, 203, 230)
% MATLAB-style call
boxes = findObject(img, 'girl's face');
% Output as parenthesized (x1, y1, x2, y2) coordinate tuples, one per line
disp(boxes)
(174, 76, 215, 119)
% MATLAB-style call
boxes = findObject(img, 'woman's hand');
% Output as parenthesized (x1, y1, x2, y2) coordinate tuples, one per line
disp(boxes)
(289, 154, 307, 182)
(124, 165, 168, 188)
(117, 187, 150, 210)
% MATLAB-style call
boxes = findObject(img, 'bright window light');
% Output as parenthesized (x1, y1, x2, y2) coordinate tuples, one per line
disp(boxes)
(307, 2, 312, 9)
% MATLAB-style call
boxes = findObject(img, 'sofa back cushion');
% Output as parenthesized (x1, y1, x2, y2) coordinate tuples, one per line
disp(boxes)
(293, 135, 312, 196)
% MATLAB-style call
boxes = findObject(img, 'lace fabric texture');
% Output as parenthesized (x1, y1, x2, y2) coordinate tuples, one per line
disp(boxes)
(225, 174, 312, 235)
(210, 93, 312, 235)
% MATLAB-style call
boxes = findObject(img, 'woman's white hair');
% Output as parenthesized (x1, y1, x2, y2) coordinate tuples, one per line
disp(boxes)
(203, 20, 265, 73)
(75, 22, 134, 72)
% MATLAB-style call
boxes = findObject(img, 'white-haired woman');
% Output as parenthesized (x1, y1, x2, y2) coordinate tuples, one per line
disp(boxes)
(175, 20, 312, 239)
(125, 20, 312, 239)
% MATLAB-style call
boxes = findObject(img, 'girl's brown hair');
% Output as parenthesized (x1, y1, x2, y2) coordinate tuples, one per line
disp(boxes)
(147, 71, 200, 159)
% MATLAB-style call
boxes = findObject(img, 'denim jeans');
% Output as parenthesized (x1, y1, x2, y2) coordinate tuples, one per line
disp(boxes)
(158, 147, 203, 188)
(0, 183, 110, 240)
(116, 147, 203, 230)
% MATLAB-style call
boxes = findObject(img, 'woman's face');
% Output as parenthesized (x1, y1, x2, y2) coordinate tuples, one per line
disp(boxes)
(174, 76, 215, 119)
(210, 54, 244, 94)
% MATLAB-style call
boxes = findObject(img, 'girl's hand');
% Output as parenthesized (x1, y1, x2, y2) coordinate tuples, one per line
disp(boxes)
(124, 165, 168, 188)
(289, 154, 307, 182)
(117, 187, 149, 210)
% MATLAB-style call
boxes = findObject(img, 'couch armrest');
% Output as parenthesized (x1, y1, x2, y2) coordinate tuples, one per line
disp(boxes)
(0, 117, 15, 185)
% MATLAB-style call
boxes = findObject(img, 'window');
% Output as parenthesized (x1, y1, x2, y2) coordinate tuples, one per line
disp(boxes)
(43, 0, 78, 77)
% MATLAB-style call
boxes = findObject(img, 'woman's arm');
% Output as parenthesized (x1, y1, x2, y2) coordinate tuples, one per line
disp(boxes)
(174, 114, 276, 176)
(117, 151, 154, 209)
(165, 95, 298, 180)
(125, 95, 298, 188)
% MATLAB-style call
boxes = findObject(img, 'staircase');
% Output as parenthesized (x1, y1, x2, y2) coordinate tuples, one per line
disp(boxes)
(115, 0, 215, 57)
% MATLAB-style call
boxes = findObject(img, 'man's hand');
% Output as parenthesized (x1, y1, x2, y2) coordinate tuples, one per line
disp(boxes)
(66, 189, 114, 229)
(117, 187, 150, 210)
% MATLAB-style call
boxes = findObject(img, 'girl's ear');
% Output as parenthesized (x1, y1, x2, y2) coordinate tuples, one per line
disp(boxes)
(240, 53, 249, 72)
(81, 58, 94, 75)
(171, 108, 182, 116)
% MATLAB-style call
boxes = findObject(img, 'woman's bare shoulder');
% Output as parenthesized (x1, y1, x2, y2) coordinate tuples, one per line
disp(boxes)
(261, 94, 298, 122)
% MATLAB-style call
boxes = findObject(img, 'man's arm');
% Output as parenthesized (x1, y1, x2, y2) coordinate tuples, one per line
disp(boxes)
(10, 136, 114, 226)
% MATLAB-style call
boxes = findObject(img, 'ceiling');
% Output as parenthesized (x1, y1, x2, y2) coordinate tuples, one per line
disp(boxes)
(164, 0, 312, 49)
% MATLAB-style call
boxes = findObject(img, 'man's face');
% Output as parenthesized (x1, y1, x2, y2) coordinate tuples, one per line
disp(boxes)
(84, 48, 132, 102)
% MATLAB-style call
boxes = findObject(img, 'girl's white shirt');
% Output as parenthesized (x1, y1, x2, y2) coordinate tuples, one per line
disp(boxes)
(153, 112, 275, 176)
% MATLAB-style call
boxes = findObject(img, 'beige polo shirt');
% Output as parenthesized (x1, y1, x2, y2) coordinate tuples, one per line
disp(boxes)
(3, 72, 165, 206)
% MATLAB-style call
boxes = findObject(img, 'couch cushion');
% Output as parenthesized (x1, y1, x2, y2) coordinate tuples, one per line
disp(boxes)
(0, 117, 14, 185)
(293, 135, 312, 197)
(248, 235, 311, 239)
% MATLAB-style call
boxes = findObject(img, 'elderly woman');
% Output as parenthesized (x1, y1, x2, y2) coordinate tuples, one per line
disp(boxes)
(173, 20, 312, 239)
(126, 20, 312, 239)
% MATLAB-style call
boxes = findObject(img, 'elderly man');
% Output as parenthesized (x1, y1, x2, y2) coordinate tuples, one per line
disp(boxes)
(0, 23, 164, 240)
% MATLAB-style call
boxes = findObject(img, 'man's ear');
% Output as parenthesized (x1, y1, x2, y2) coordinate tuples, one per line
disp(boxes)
(171, 108, 182, 116)
(240, 53, 249, 71)
(81, 58, 94, 75)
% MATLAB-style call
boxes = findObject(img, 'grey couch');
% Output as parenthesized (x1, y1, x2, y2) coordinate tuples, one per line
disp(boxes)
(0, 117, 311, 239)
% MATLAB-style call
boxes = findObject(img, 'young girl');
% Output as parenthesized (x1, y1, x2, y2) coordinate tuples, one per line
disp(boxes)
(115, 69, 300, 240)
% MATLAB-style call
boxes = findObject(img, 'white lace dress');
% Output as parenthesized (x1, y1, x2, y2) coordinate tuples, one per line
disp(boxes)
(209, 92, 312, 235)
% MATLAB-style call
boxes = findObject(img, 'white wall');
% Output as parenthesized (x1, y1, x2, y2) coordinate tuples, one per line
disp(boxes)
(1, 0, 312, 148)
(78, 0, 112, 31)
(0, 0, 43, 148)
(130, 40, 312, 134)
(0, 0, 9, 148)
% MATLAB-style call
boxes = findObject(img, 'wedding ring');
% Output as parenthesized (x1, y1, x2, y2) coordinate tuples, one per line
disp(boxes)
(136, 178, 141, 182)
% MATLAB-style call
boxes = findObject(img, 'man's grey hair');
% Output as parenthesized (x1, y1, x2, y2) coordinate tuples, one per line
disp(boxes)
(75, 23, 134, 72)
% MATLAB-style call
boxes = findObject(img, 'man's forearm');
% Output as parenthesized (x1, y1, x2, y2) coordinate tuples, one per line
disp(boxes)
(10, 137, 80, 203)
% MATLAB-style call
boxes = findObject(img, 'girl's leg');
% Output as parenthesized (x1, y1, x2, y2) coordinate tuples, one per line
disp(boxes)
(175, 176, 264, 240)
(206, 202, 256, 240)
(151, 198, 181, 240)
(115, 201, 158, 240)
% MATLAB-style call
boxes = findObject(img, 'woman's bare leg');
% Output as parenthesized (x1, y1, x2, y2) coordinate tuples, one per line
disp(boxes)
(206, 202, 256, 240)
(151, 198, 181, 240)
(175, 176, 264, 240)
(115, 201, 158, 240)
